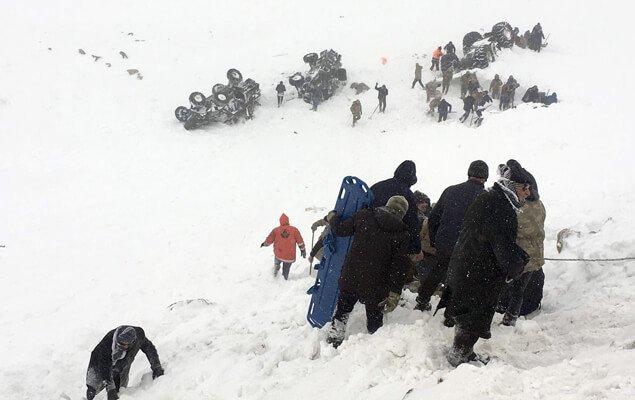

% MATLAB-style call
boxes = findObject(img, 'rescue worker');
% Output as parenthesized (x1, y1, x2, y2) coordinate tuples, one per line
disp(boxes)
(412, 63, 424, 89)
(430, 46, 443, 71)
(489, 74, 502, 100)
(350, 99, 362, 127)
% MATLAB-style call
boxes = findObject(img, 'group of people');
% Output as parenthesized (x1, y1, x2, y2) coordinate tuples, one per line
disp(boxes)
(300, 159, 546, 367)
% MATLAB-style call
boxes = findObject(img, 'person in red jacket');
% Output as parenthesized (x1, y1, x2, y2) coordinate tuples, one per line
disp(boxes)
(261, 213, 306, 279)
(430, 46, 443, 71)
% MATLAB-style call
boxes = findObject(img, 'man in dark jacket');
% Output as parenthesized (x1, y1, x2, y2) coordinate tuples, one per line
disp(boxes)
(458, 94, 476, 123)
(86, 326, 164, 400)
(439, 164, 531, 367)
(275, 81, 286, 107)
(437, 98, 452, 122)
(529, 23, 545, 52)
(325, 196, 412, 348)
(370, 160, 422, 258)
(415, 160, 488, 311)
(444, 41, 456, 54)
(375, 83, 388, 112)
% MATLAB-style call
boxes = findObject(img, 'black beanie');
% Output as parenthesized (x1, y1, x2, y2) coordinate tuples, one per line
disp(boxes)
(468, 160, 489, 179)
(508, 165, 532, 184)
(115, 326, 137, 346)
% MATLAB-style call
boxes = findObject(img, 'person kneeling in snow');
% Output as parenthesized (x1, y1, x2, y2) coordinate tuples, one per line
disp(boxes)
(261, 213, 306, 280)
(86, 325, 164, 400)
(325, 196, 412, 348)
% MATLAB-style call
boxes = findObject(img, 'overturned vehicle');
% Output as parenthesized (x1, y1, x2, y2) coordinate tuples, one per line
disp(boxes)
(174, 69, 261, 130)
(288, 49, 347, 105)
(445, 22, 514, 71)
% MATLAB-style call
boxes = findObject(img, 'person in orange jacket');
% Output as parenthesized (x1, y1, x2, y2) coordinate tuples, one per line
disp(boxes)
(430, 46, 443, 71)
(261, 213, 306, 280)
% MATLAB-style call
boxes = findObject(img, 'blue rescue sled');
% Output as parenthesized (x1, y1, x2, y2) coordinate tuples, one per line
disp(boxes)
(306, 176, 374, 328)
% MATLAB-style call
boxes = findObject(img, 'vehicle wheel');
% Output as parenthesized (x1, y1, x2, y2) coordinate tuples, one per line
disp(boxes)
(175, 106, 191, 122)
(491, 22, 513, 49)
(289, 72, 304, 87)
(462, 31, 483, 55)
(213, 91, 230, 105)
(189, 92, 207, 107)
(212, 84, 226, 95)
(227, 68, 243, 83)
(441, 53, 459, 71)
(337, 68, 347, 81)
(303, 52, 318, 64)
(472, 46, 489, 69)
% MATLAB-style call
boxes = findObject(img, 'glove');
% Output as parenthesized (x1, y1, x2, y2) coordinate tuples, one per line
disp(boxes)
(325, 210, 337, 223)
(301, 249, 306, 258)
(152, 366, 165, 379)
(311, 222, 319, 231)
(378, 291, 401, 314)
(260, 242, 266, 247)
(107, 389, 119, 400)
(86, 387, 96, 400)
(308, 255, 314, 263)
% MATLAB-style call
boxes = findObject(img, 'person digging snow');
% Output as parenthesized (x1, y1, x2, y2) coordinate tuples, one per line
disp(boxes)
(261, 213, 306, 280)
(325, 195, 412, 348)
(86, 325, 164, 400)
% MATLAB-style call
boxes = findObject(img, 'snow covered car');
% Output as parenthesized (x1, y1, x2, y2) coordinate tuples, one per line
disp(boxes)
(174, 69, 261, 130)
(288, 49, 347, 105)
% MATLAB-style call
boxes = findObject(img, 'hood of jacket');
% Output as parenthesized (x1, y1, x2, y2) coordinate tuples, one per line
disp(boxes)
(374, 207, 408, 232)
(393, 160, 417, 187)
(279, 213, 289, 226)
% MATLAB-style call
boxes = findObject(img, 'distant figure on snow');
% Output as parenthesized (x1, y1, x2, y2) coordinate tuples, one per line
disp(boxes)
(276, 81, 286, 107)
(375, 83, 388, 113)
(430, 46, 443, 71)
(412, 63, 424, 89)
(350, 99, 362, 126)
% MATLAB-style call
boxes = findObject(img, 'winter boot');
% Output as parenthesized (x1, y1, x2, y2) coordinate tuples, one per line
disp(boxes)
(326, 319, 347, 349)
(501, 313, 518, 326)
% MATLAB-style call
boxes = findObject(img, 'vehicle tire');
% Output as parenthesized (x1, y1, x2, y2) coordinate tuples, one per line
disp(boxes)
(175, 106, 191, 122)
(303, 52, 318, 64)
(189, 92, 207, 107)
(441, 53, 459, 71)
(213, 91, 231, 105)
(227, 68, 243, 83)
(472, 46, 489, 69)
(212, 84, 226, 95)
(491, 22, 513, 49)
(337, 68, 347, 81)
(289, 72, 304, 87)
(463, 31, 483, 55)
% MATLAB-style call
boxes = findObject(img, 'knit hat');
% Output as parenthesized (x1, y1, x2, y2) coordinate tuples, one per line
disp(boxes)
(386, 195, 409, 219)
(468, 160, 489, 179)
(115, 326, 137, 347)
(413, 190, 430, 205)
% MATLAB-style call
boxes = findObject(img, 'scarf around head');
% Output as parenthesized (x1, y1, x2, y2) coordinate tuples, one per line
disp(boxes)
(492, 164, 523, 212)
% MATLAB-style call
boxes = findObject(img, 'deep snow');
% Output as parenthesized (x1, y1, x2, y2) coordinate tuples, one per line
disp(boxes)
(1, 1, 634, 399)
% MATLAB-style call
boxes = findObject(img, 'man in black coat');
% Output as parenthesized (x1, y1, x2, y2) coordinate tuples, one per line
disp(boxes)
(437, 98, 452, 122)
(86, 326, 164, 400)
(370, 160, 422, 258)
(375, 83, 388, 113)
(325, 196, 412, 348)
(458, 94, 476, 123)
(439, 164, 531, 367)
(444, 41, 456, 54)
(415, 160, 488, 311)
(275, 81, 286, 107)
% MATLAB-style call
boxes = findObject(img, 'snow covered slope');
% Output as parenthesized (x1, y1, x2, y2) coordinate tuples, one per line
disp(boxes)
(1, 1, 634, 399)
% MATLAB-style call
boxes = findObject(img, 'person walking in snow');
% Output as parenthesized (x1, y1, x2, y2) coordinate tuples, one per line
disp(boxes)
(275, 81, 286, 107)
(370, 160, 422, 260)
(412, 63, 424, 89)
(442, 67, 453, 95)
(444, 41, 456, 54)
(86, 325, 164, 400)
(437, 98, 452, 122)
(350, 99, 362, 126)
(459, 93, 476, 123)
(261, 213, 306, 280)
(375, 83, 388, 113)
(489, 74, 503, 100)
(437, 163, 531, 367)
(308, 217, 329, 264)
(529, 23, 545, 52)
(415, 161, 488, 312)
(325, 196, 412, 348)
(430, 46, 443, 71)
(497, 160, 546, 327)
(425, 78, 441, 102)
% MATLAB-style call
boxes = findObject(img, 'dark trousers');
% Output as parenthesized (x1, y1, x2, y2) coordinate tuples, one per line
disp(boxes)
(333, 290, 384, 334)
(430, 59, 440, 70)
(277, 94, 283, 107)
(459, 109, 472, 122)
(417, 254, 448, 304)
(352, 114, 361, 126)
(438, 111, 448, 122)
(502, 271, 534, 317)
(412, 78, 424, 89)
(500, 95, 509, 110)
(442, 81, 450, 94)
(452, 326, 480, 358)
(378, 98, 386, 112)
(274, 258, 292, 280)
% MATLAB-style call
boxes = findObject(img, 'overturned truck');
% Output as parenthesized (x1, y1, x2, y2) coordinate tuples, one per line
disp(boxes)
(288, 49, 347, 105)
(443, 21, 515, 72)
(174, 69, 261, 130)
